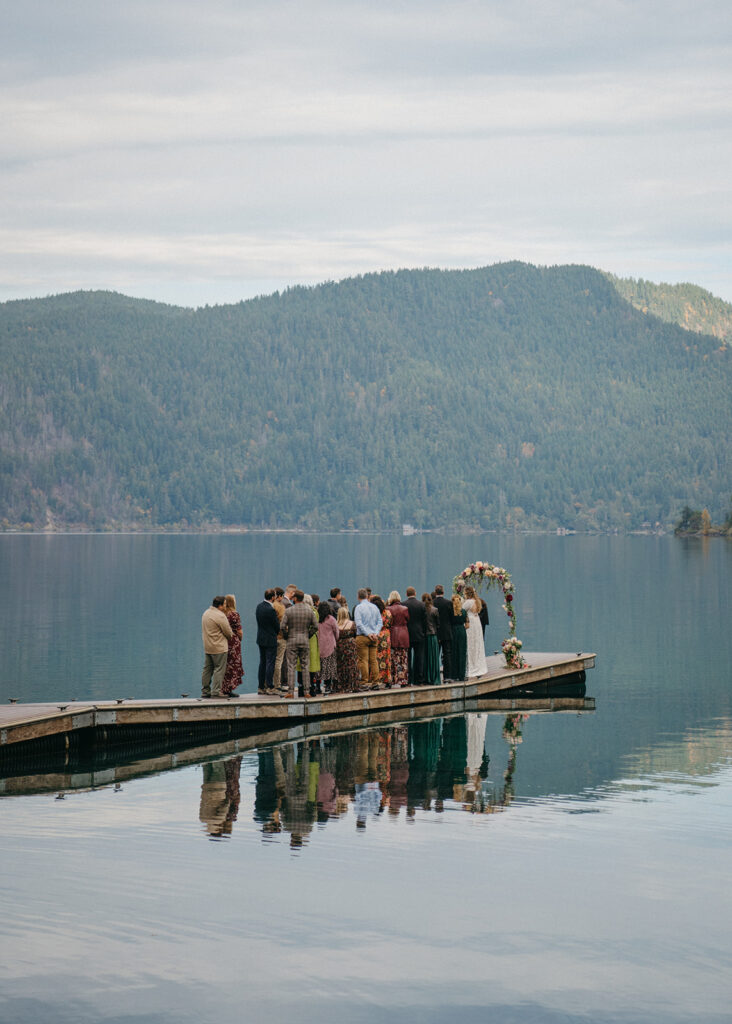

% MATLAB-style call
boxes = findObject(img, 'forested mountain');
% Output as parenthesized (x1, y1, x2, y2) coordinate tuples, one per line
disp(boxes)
(608, 274, 732, 342)
(1, 263, 729, 532)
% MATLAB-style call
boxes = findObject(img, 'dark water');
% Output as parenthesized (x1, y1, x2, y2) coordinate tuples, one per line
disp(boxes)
(0, 534, 730, 1022)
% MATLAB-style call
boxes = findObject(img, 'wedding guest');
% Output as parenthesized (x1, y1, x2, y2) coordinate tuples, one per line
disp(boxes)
(201, 596, 233, 698)
(479, 599, 489, 637)
(462, 585, 487, 677)
(335, 605, 359, 692)
(404, 587, 427, 685)
(272, 588, 288, 691)
(371, 595, 392, 689)
(433, 584, 454, 681)
(199, 757, 242, 838)
(221, 594, 243, 697)
(352, 587, 372, 619)
(328, 588, 341, 616)
(280, 590, 317, 698)
(303, 594, 321, 696)
(451, 594, 468, 681)
(422, 592, 441, 686)
(281, 742, 317, 849)
(354, 588, 381, 690)
(255, 588, 280, 695)
(317, 601, 340, 694)
(386, 591, 410, 687)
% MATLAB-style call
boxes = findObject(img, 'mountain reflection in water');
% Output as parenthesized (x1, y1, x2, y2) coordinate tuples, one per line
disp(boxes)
(200, 713, 535, 847)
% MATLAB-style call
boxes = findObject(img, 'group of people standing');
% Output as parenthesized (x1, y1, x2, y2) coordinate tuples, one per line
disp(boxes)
(201, 583, 489, 700)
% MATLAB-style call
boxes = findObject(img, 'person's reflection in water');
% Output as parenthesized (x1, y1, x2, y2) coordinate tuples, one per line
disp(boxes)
(435, 716, 468, 808)
(316, 739, 338, 823)
(463, 713, 489, 812)
(281, 741, 319, 850)
(354, 778, 381, 829)
(354, 732, 383, 829)
(388, 727, 409, 819)
(375, 730, 391, 815)
(334, 733, 357, 813)
(404, 720, 442, 815)
(254, 750, 277, 825)
(423, 719, 441, 811)
(406, 723, 428, 816)
(255, 748, 287, 837)
(199, 755, 242, 839)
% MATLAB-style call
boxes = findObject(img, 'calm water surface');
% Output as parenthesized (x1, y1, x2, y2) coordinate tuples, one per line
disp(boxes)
(0, 534, 730, 1023)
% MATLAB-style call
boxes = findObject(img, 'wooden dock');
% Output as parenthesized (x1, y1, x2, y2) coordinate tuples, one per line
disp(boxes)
(0, 692, 595, 797)
(0, 652, 594, 757)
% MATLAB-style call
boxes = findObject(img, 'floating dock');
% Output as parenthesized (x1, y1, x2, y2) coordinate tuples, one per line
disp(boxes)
(0, 691, 595, 797)
(0, 652, 593, 766)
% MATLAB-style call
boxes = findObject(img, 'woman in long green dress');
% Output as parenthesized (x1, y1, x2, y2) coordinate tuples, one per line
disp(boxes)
(450, 593, 468, 682)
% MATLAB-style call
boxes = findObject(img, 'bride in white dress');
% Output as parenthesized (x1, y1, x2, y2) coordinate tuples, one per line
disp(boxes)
(462, 586, 487, 678)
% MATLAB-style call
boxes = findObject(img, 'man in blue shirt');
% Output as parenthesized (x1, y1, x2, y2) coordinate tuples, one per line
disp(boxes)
(354, 588, 382, 690)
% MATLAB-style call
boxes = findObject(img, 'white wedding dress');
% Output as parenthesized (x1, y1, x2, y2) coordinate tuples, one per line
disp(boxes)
(462, 599, 487, 677)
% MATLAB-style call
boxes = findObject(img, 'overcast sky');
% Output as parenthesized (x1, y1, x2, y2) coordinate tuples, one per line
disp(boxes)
(2, 0, 731, 307)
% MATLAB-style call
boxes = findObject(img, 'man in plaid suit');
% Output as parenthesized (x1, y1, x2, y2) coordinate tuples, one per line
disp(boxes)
(279, 590, 317, 698)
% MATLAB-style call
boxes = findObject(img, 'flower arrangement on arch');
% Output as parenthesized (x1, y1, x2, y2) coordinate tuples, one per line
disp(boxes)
(452, 561, 527, 669)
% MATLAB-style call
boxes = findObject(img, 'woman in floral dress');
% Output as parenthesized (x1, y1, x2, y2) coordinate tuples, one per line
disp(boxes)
(335, 606, 359, 692)
(221, 594, 243, 696)
(371, 595, 392, 688)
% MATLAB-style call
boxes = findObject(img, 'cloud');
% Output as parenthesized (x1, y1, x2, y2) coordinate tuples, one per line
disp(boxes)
(1, 0, 731, 304)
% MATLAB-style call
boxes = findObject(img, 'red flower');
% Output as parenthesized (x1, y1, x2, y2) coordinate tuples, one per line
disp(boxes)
(506, 594, 513, 602)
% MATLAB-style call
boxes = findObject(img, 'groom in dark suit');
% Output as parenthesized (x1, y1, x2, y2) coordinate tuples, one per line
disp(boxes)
(433, 584, 454, 682)
(256, 588, 281, 695)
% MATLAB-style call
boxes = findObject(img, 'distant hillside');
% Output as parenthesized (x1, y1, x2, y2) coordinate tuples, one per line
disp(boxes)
(608, 274, 732, 343)
(1, 263, 729, 531)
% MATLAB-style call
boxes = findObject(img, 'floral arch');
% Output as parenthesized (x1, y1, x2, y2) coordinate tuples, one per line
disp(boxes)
(452, 561, 527, 669)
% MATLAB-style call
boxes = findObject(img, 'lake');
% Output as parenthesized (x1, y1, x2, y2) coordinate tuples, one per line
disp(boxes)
(1, 533, 730, 1023)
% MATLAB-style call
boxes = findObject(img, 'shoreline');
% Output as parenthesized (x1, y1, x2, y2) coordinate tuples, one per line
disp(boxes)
(0, 526, 683, 537)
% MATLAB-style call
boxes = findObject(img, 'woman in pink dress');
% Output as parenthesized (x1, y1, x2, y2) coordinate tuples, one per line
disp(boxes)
(221, 594, 243, 696)
(317, 601, 340, 694)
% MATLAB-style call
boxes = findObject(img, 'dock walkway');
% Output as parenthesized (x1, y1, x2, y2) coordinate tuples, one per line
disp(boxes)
(1, 652, 593, 752)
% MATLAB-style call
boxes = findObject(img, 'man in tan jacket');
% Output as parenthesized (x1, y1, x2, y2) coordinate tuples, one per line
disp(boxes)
(201, 596, 233, 698)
